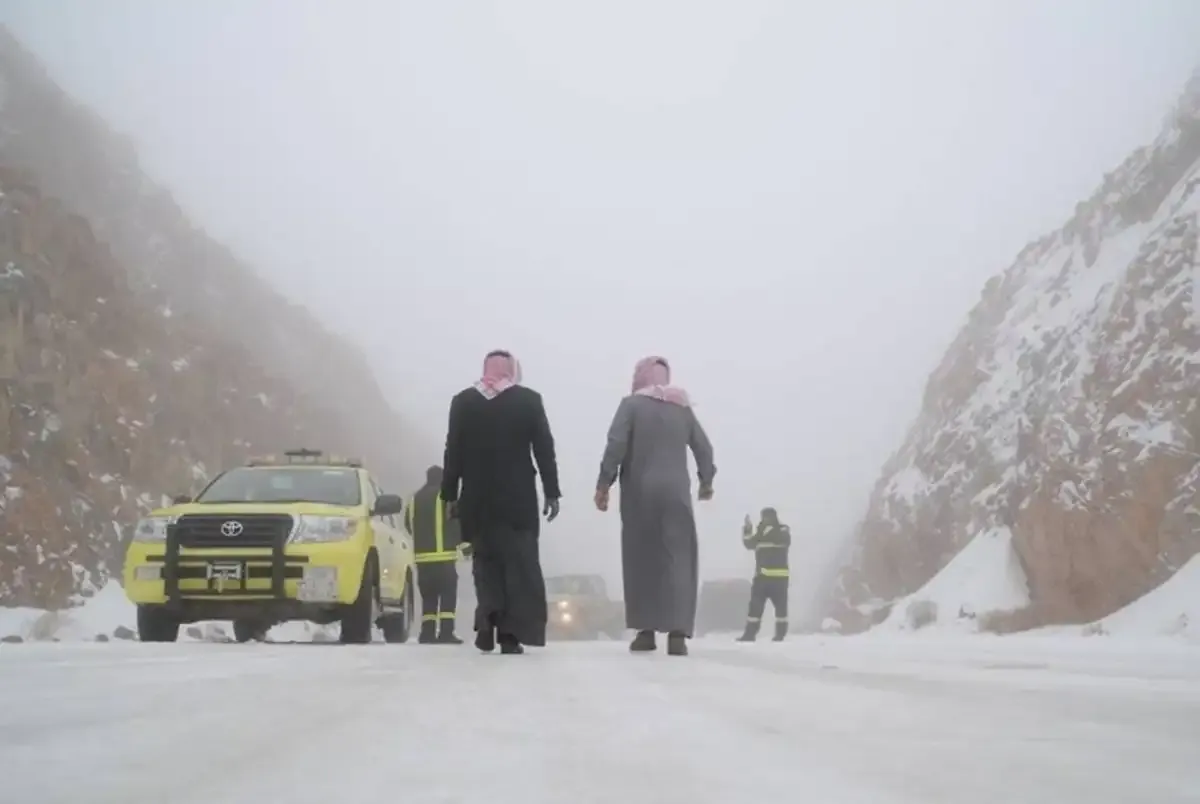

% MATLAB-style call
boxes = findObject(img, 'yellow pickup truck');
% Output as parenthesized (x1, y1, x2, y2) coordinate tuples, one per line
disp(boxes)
(123, 449, 415, 644)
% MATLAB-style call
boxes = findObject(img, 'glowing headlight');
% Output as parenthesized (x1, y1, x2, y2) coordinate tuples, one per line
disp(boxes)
(131, 516, 174, 542)
(290, 515, 359, 544)
(556, 600, 570, 610)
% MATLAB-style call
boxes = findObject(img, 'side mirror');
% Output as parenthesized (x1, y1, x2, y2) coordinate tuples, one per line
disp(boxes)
(372, 493, 404, 517)
(171, 494, 192, 505)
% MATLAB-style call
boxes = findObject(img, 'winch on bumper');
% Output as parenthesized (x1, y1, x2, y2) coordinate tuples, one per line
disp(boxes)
(124, 512, 368, 627)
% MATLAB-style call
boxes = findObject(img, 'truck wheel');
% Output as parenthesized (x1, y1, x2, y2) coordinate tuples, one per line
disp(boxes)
(340, 559, 378, 645)
(380, 614, 410, 644)
(137, 605, 179, 643)
(380, 574, 415, 644)
(233, 619, 266, 643)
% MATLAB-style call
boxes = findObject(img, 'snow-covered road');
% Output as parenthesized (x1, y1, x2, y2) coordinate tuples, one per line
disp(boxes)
(2, 635, 1198, 804)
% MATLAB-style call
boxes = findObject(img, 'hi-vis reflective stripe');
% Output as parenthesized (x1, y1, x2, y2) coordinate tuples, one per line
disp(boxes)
(759, 568, 790, 578)
(416, 551, 458, 563)
(755, 543, 785, 549)
(437, 611, 456, 620)
(415, 493, 456, 562)
(422, 613, 438, 622)
(435, 493, 444, 553)
(746, 616, 761, 623)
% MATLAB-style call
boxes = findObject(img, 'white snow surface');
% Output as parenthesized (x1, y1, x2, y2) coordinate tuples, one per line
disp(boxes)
(0, 582, 344, 644)
(879, 527, 1030, 632)
(0, 580, 135, 641)
(1, 636, 1197, 804)
(1092, 554, 1200, 638)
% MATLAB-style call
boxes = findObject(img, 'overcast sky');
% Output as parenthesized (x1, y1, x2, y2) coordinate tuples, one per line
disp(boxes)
(4, 1, 1199, 613)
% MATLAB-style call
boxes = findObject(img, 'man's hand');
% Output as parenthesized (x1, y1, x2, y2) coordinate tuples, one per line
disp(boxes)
(594, 486, 609, 512)
(698, 485, 714, 501)
(543, 496, 560, 522)
(446, 500, 459, 520)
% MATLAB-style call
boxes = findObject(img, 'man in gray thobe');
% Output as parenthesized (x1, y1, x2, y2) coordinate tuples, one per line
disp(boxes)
(595, 356, 716, 656)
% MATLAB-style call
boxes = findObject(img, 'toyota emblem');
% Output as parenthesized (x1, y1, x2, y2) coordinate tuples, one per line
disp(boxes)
(220, 520, 244, 537)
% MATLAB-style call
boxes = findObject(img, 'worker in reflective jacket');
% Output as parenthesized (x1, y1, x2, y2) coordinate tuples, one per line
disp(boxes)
(406, 465, 464, 644)
(737, 507, 791, 642)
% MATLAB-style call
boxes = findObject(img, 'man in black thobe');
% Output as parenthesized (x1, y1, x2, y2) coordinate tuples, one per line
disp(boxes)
(441, 350, 561, 655)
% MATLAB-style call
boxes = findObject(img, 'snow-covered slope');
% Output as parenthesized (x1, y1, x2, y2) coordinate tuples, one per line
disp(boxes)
(1089, 554, 1200, 639)
(0, 29, 430, 608)
(824, 73, 1200, 632)
(877, 527, 1030, 633)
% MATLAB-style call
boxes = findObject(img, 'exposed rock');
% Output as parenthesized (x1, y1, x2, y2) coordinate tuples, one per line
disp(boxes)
(823, 72, 1200, 631)
(0, 634, 22, 643)
(0, 29, 428, 609)
(94, 633, 109, 643)
(112, 625, 135, 641)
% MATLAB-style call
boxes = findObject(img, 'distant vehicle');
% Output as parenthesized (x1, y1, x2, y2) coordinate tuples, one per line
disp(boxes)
(546, 574, 625, 641)
(122, 448, 415, 645)
(696, 578, 752, 638)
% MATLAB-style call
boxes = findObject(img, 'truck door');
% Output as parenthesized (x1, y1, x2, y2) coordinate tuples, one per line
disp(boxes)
(366, 476, 402, 602)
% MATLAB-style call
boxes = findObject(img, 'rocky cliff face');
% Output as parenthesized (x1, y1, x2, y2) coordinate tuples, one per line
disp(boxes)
(824, 74, 1200, 632)
(0, 30, 425, 609)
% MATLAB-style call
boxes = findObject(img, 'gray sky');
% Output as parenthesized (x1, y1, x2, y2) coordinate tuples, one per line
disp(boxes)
(4, 1, 1199, 610)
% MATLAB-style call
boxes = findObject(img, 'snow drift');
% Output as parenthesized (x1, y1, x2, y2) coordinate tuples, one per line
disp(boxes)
(0, 580, 135, 642)
(0, 581, 339, 643)
(1089, 555, 1200, 639)
(878, 527, 1030, 632)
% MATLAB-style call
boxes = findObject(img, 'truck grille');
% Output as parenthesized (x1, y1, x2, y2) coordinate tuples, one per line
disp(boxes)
(172, 513, 294, 548)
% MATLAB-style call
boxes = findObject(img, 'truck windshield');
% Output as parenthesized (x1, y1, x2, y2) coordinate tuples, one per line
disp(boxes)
(196, 467, 362, 506)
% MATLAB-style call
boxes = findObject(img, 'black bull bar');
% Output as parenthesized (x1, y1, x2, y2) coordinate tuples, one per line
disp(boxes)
(157, 522, 306, 604)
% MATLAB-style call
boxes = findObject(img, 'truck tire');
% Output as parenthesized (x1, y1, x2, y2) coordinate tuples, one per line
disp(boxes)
(137, 605, 179, 643)
(340, 558, 378, 645)
(380, 572, 414, 644)
(233, 619, 266, 643)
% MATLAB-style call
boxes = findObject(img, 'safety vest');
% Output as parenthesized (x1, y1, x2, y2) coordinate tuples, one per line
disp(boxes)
(405, 485, 459, 563)
(743, 523, 791, 578)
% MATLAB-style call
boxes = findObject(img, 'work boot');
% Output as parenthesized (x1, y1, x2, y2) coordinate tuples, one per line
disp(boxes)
(666, 631, 688, 656)
(629, 630, 656, 652)
(498, 633, 524, 655)
(418, 620, 438, 644)
(736, 624, 759, 642)
(772, 622, 787, 642)
(437, 620, 463, 644)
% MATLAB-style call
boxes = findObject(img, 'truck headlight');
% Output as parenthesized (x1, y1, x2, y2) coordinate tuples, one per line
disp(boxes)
(132, 516, 174, 542)
(290, 515, 358, 544)
(556, 600, 570, 611)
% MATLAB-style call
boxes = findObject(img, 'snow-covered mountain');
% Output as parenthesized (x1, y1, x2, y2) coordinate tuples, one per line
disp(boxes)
(0, 29, 429, 608)
(823, 72, 1200, 633)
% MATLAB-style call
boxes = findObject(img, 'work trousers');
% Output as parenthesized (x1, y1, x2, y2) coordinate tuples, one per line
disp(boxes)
(742, 575, 788, 640)
(417, 560, 459, 639)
